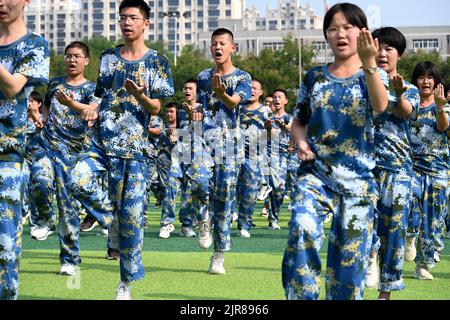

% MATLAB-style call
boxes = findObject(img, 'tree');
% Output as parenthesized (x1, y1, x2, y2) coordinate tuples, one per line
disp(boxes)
(234, 34, 317, 112)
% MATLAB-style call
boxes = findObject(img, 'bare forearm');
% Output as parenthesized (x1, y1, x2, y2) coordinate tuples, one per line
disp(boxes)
(67, 101, 99, 114)
(0, 66, 28, 99)
(392, 95, 414, 119)
(136, 94, 161, 115)
(365, 72, 388, 113)
(436, 110, 449, 132)
(217, 92, 241, 110)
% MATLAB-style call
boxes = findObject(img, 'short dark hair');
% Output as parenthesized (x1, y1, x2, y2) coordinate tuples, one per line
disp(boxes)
(119, 0, 150, 19)
(264, 95, 273, 99)
(166, 102, 179, 110)
(252, 77, 263, 88)
(272, 89, 288, 99)
(323, 3, 368, 39)
(211, 28, 234, 42)
(184, 78, 197, 86)
(411, 61, 442, 89)
(372, 27, 407, 56)
(29, 91, 43, 104)
(65, 41, 90, 58)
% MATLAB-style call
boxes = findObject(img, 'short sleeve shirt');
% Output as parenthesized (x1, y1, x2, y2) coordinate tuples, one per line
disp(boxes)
(294, 65, 389, 196)
(0, 32, 49, 162)
(410, 103, 450, 179)
(43, 77, 99, 148)
(374, 80, 420, 174)
(95, 46, 174, 160)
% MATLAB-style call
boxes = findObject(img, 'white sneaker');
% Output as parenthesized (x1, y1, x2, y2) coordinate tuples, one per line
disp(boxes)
(324, 214, 333, 224)
(22, 212, 30, 225)
(30, 226, 54, 241)
(257, 185, 272, 201)
(404, 237, 417, 262)
(434, 252, 440, 263)
(232, 212, 238, 223)
(260, 207, 269, 217)
(365, 254, 379, 289)
(268, 222, 281, 230)
(413, 266, 434, 280)
(209, 252, 225, 275)
(159, 224, 175, 239)
(60, 264, 75, 276)
(97, 228, 109, 237)
(238, 229, 251, 238)
(180, 226, 196, 237)
(198, 220, 212, 249)
(115, 282, 132, 300)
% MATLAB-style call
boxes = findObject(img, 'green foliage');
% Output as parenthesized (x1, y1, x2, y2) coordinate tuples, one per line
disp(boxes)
(398, 50, 442, 83)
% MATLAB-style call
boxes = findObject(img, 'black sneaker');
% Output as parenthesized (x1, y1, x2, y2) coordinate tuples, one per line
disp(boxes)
(106, 248, 120, 260)
(80, 215, 99, 232)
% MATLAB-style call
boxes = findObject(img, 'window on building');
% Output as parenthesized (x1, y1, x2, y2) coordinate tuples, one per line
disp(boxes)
(185, 0, 191, 5)
(185, 34, 192, 40)
(226, 0, 231, 4)
(93, 13, 103, 20)
(412, 39, 439, 50)
(208, 20, 218, 29)
(57, 14, 65, 20)
(198, 11, 203, 17)
(209, 0, 220, 4)
(198, 22, 204, 29)
(185, 22, 191, 29)
(110, 13, 116, 19)
(110, 25, 115, 31)
(225, 10, 231, 16)
(263, 42, 284, 51)
(93, 25, 103, 31)
(208, 10, 220, 16)
(198, 0, 203, 5)
(168, 0, 179, 5)
(312, 41, 330, 51)
(110, 2, 115, 9)
(93, 2, 103, 9)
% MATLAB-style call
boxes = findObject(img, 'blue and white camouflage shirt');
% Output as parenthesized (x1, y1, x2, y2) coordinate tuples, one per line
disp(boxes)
(94, 46, 174, 160)
(0, 32, 49, 162)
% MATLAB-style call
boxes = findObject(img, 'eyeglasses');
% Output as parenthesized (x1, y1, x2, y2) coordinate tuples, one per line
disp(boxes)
(117, 15, 146, 24)
(326, 25, 359, 37)
(64, 54, 86, 61)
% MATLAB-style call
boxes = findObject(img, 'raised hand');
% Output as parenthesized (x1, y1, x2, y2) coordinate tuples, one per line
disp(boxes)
(391, 74, 408, 97)
(357, 28, 379, 67)
(28, 106, 44, 128)
(81, 109, 99, 128)
(434, 84, 447, 108)
(55, 91, 75, 107)
(298, 140, 315, 161)
(124, 78, 147, 98)
(212, 74, 226, 96)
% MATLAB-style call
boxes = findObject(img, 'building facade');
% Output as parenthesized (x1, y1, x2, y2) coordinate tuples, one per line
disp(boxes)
(25, 0, 244, 54)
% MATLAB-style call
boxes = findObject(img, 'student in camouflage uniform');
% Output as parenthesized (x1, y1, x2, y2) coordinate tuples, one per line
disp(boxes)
(236, 78, 272, 238)
(195, 28, 252, 274)
(68, 0, 174, 299)
(405, 62, 450, 281)
(364, 27, 420, 300)
(282, 3, 389, 300)
(29, 42, 99, 277)
(0, 0, 49, 300)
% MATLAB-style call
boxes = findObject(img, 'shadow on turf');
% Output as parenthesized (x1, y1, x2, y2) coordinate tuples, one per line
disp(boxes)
(143, 292, 237, 300)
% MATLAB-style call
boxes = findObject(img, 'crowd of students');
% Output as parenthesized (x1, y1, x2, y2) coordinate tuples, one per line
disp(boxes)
(0, 0, 449, 301)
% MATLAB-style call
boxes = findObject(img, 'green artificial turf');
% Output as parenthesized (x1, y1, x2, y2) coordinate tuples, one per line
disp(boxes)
(18, 200, 450, 300)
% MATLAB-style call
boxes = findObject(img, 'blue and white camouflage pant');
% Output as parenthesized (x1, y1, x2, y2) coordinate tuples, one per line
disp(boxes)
(0, 162, 23, 300)
(268, 153, 288, 224)
(282, 173, 375, 300)
(30, 138, 83, 265)
(69, 143, 150, 282)
(374, 170, 412, 292)
(210, 162, 239, 252)
(236, 159, 262, 231)
(408, 171, 447, 270)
